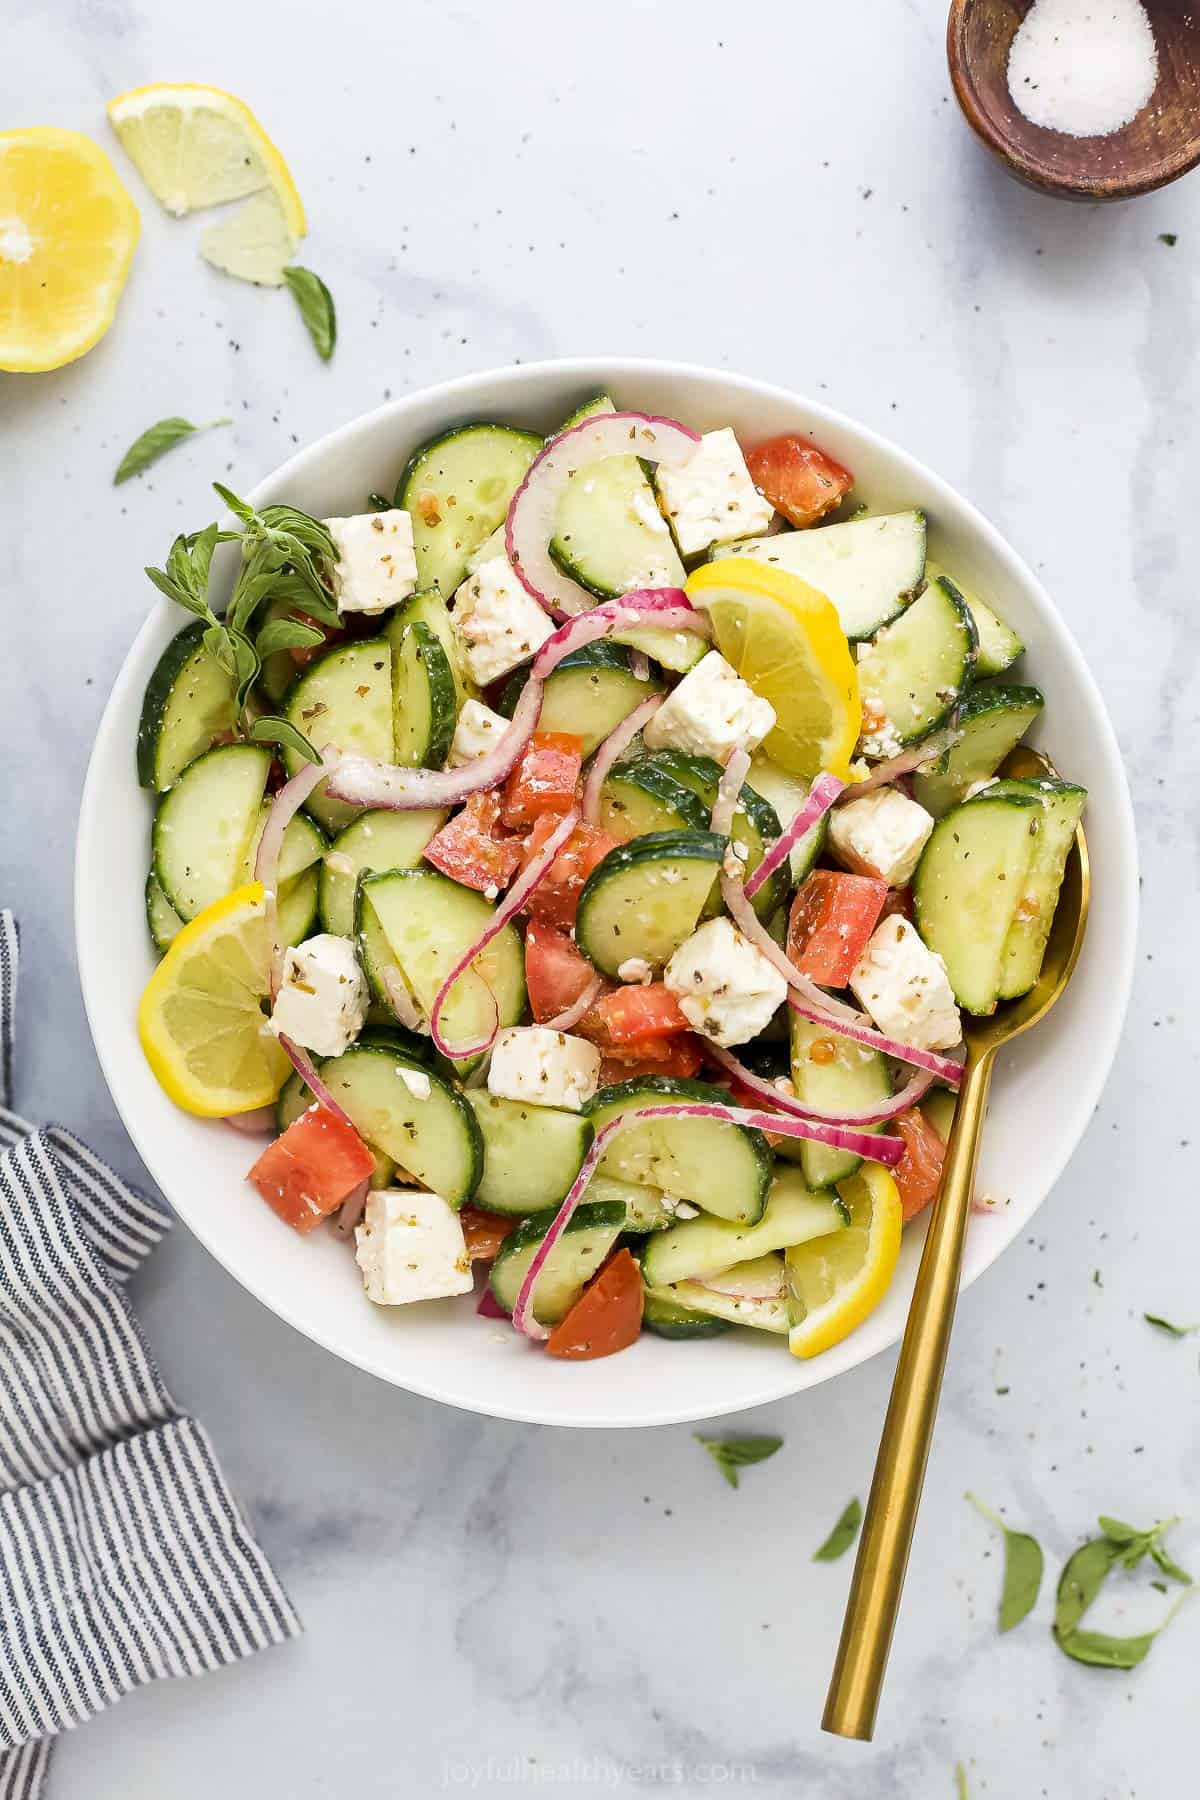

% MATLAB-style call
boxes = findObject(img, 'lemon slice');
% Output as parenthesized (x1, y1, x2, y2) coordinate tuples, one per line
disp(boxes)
(784, 1163, 902, 1358)
(138, 882, 291, 1116)
(107, 83, 305, 236)
(0, 128, 139, 373)
(686, 558, 861, 780)
(199, 188, 295, 286)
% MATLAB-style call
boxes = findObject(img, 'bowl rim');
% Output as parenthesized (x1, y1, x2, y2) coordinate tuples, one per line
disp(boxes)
(76, 355, 1139, 1427)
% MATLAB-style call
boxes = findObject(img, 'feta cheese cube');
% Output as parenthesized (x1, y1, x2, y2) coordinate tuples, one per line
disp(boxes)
(664, 916, 787, 1048)
(447, 698, 510, 768)
(655, 427, 775, 556)
(828, 787, 935, 888)
(354, 1188, 473, 1305)
(487, 1026, 601, 1112)
(849, 916, 961, 1052)
(322, 511, 418, 616)
(642, 651, 776, 764)
(269, 933, 367, 1058)
(451, 554, 554, 688)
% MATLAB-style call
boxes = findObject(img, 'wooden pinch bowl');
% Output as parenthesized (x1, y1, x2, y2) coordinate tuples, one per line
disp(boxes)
(947, 0, 1200, 200)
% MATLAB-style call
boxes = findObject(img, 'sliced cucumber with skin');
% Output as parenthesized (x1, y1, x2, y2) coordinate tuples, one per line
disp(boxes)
(488, 1199, 627, 1325)
(396, 422, 542, 598)
(152, 742, 270, 920)
(137, 620, 238, 792)
(464, 1091, 593, 1216)
(389, 618, 457, 770)
(986, 777, 1087, 999)
(924, 563, 1023, 678)
(641, 1285, 733, 1339)
(388, 586, 475, 712)
(586, 1174, 679, 1233)
(912, 682, 1045, 818)
(668, 1281, 788, 1334)
(715, 510, 926, 641)
(747, 755, 829, 884)
(913, 792, 1041, 1014)
(549, 393, 686, 600)
(641, 1167, 846, 1289)
(357, 868, 526, 1070)
(575, 830, 725, 976)
(145, 873, 183, 954)
(317, 1043, 484, 1208)
(856, 575, 977, 756)
(636, 750, 785, 920)
(283, 637, 393, 834)
(584, 1076, 772, 1226)
(787, 1012, 893, 1189)
(500, 643, 663, 758)
(274, 1067, 396, 1188)
(921, 1086, 956, 1144)
(319, 808, 447, 938)
(596, 763, 710, 843)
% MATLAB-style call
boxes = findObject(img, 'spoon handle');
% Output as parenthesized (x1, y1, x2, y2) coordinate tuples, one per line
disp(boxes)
(822, 1043, 995, 1741)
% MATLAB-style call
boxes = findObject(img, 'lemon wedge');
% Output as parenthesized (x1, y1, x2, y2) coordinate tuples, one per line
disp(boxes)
(686, 558, 861, 780)
(0, 128, 139, 373)
(138, 882, 291, 1116)
(107, 83, 305, 234)
(784, 1163, 902, 1358)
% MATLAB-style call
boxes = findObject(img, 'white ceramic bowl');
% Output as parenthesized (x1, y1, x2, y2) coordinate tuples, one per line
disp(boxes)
(77, 358, 1137, 1429)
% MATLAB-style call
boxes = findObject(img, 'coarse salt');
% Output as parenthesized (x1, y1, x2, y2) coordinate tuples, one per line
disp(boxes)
(1007, 0, 1158, 139)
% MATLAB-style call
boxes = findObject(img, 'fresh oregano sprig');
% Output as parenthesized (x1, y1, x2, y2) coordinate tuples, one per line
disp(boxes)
(1053, 1515, 1192, 1669)
(966, 1493, 1044, 1632)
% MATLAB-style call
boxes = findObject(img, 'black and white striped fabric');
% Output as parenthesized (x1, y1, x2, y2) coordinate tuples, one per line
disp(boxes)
(0, 913, 300, 1799)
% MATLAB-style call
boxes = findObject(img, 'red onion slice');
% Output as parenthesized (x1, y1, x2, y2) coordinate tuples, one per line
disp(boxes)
(277, 1035, 358, 1133)
(720, 854, 862, 1027)
(378, 962, 427, 1034)
(581, 693, 665, 826)
(710, 746, 751, 838)
(744, 771, 845, 900)
(255, 750, 337, 997)
(477, 1284, 509, 1319)
(222, 1106, 277, 1135)
(840, 728, 960, 798)
(786, 995, 964, 1086)
(506, 413, 702, 618)
(429, 805, 581, 1060)
(325, 679, 542, 812)
(511, 1100, 902, 1341)
(541, 972, 606, 1033)
(333, 1178, 370, 1239)
(704, 1042, 937, 1125)
(630, 649, 651, 682)
(529, 590, 706, 681)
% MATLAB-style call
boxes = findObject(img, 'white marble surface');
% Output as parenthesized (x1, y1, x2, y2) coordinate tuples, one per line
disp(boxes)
(4, 1, 1198, 1793)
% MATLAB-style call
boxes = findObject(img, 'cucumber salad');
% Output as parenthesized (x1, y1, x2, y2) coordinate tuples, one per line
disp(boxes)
(135, 397, 1084, 1364)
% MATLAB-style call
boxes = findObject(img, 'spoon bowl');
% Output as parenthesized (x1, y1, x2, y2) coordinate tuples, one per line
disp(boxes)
(947, 0, 1200, 200)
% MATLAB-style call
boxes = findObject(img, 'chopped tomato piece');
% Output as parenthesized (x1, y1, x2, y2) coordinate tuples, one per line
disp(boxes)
(880, 887, 914, 924)
(424, 791, 523, 894)
(501, 732, 584, 829)
(524, 919, 607, 1023)
(545, 1248, 644, 1360)
(787, 868, 888, 987)
(288, 612, 347, 670)
(247, 1104, 375, 1235)
(745, 434, 853, 529)
(460, 1205, 520, 1263)
(520, 815, 618, 929)
(597, 1035, 704, 1085)
(590, 983, 691, 1044)
(892, 1107, 946, 1223)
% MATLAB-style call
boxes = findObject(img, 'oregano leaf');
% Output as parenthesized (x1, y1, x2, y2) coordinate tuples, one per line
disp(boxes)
(115, 415, 229, 485)
(966, 1493, 1044, 1631)
(283, 266, 337, 361)
(813, 1498, 862, 1562)
(250, 715, 324, 767)
(694, 1434, 782, 1490)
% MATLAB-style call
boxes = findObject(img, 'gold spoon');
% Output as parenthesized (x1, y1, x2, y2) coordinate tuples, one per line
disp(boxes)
(822, 747, 1090, 1741)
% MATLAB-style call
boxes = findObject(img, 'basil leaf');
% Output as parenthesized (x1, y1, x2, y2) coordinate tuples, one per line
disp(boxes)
(1144, 1313, 1200, 1338)
(250, 715, 324, 768)
(694, 1433, 782, 1490)
(284, 266, 337, 361)
(813, 1498, 862, 1562)
(255, 617, 326, 658)
(115, 415, 229, 485)
(966, 1493, 1044, 1631)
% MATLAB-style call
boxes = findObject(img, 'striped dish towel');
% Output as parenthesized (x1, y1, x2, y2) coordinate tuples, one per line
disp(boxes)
(0, 913, 300, 1799)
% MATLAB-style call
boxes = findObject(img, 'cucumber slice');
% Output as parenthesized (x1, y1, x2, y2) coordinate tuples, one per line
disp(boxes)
(152, 743, 270, 919)
(856, 575, 977, 755)
(318, 1043, 484, 1207)
(388, 587, 475, 710)
(488, 1199, 627, 1325)
(283, 638, 394, 834)
(715, 510, 926, 641)
(464, 1091, 593, 1215)
(584, 1076, 772, 1225)
(911, 682, 1045, 818)
(747, 755, 829, 883)
(987, 778, 1087, 999)
(500, 643, 663, 757)
(389, 618, 457, 770)
(396, 423, 542, 597)
(924, 563, 1023, 677)
(145, 873, 183, 954)
(596, 763, 710, 842)
(641, 1167, 846, 1288)
(357, 868, 525, 1069)
(137, 621, 237, 792)
(636, 750, 785, 919)
(641, 1286, 733, 1339)
(921, 1087, 956, 1143)
(318, 808, 447, 938)
(787, 1012, 893, 1188)
(586, 1174, 678, 1232)
(275, 1068, 313, 1133)
(913, 792, 1041, 1014)
(575, 830, 725, 976)
(668, 1281, 788, 1334)
(549, 393, 686, 599)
